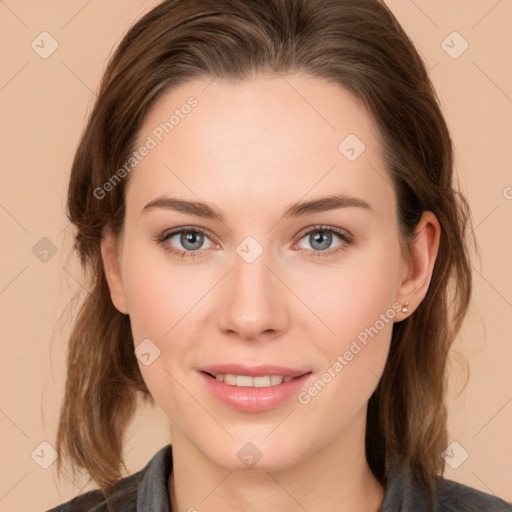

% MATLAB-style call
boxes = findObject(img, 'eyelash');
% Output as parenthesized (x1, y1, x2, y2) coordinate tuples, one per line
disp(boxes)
(155, 225, 353, 260)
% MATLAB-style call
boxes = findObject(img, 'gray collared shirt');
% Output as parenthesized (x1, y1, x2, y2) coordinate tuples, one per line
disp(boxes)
(46, 444, 512, 511)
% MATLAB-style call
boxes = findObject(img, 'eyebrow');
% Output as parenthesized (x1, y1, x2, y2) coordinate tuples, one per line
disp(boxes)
(141, 193, 372, 220)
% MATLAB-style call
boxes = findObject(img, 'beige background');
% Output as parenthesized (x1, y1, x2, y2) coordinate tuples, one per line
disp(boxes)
(0, 1, 511, 510)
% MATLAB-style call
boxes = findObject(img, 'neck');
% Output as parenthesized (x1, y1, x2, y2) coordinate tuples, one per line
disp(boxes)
(168, 408, 385, 512)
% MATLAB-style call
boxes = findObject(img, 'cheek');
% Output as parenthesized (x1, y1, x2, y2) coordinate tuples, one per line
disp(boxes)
(297, 237, 402, 343)
(294, 239, 401, 404)
(121, 242, 196, 343)
(121, 250, 201, 420)
(120, 243, 210, 391)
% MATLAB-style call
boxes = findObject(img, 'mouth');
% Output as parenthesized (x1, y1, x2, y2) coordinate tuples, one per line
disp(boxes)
(198, 364, 312, 411)
(199, 364, 310, 387)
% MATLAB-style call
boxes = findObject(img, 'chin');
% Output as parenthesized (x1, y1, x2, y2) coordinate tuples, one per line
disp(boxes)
(195, 427, 306, 472)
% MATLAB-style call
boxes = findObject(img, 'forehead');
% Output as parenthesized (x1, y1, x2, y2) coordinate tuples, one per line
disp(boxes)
(125, 74, 395, 220)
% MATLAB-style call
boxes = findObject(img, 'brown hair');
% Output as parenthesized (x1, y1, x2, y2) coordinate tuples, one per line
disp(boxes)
(55, 0, 474, 498)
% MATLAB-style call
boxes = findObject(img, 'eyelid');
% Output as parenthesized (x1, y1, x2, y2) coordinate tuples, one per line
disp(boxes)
(159, 225, 211, 241)
(294, 224, 353, 243)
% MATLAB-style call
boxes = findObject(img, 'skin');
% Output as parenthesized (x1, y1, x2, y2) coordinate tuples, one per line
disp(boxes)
(101, 74, 440, 512)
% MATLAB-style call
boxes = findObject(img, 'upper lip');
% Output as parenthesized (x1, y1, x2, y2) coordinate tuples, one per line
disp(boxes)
(199, 364, 310, 378)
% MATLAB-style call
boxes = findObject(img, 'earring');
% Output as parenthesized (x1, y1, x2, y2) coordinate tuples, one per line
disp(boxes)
(401, 302, 409, 313)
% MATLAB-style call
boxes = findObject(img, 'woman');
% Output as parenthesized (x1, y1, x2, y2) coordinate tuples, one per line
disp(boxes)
(47, 0, 511, 510)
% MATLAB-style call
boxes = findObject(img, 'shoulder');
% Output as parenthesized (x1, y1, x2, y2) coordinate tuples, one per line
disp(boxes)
(45, 444, 173, 512)
(436, 478, 512, 511)
(381, 465, 511, 512)
(45, 472, 139, 512)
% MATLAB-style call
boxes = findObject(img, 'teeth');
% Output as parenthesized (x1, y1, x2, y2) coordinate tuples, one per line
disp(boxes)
(270, 375, 283, 385)
(213, 374, 295, 387)
(253, 376, 271, 387)
(237, 375, 253, 387)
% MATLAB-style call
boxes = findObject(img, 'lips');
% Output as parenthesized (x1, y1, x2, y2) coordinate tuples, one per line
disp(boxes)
(198, 364, 312, 412)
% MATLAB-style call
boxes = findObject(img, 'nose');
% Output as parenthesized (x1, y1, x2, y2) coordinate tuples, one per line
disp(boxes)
(217, 247, 291, 342)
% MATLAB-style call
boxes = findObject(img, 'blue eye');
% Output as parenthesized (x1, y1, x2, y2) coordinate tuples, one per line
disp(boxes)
(295, 225, 353, 258)
(157, 227, 214, 259)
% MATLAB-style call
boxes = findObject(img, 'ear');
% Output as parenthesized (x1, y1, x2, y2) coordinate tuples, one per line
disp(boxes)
(395, 211, 441, 319)
(100, 228, 129, 314)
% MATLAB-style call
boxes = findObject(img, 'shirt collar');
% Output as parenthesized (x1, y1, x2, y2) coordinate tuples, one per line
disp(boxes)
(137, 444, 173, 512)
(136, 444, 433, 512)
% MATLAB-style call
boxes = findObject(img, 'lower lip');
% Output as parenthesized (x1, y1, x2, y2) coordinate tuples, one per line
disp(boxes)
(199, 372, 312, 412)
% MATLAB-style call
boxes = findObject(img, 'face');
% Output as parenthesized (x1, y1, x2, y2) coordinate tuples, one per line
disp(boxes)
(103, 74, 414, 471)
